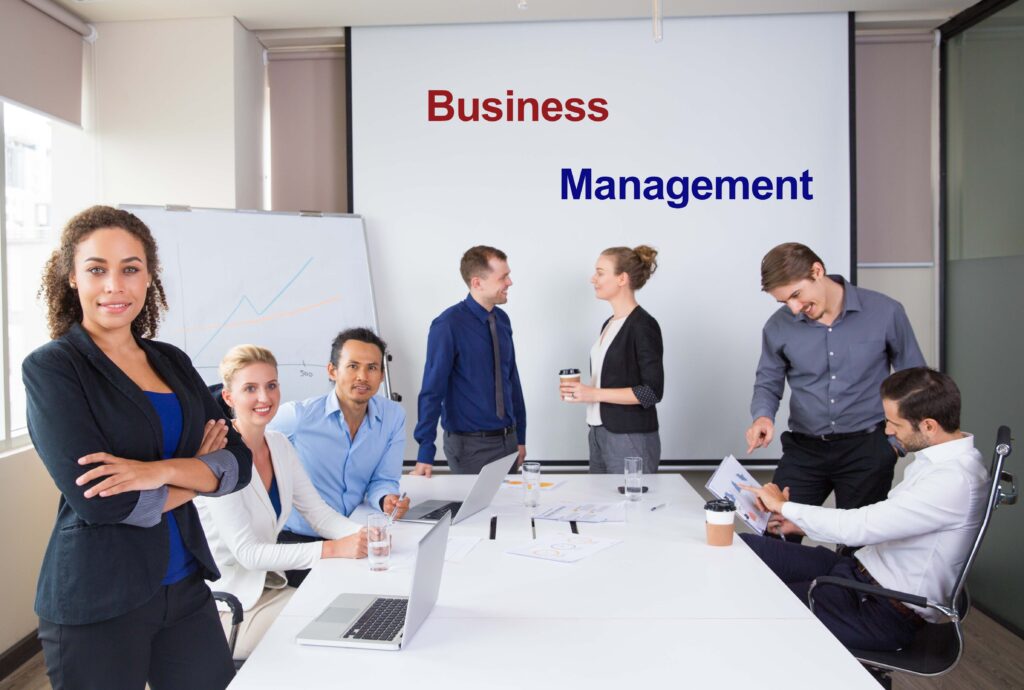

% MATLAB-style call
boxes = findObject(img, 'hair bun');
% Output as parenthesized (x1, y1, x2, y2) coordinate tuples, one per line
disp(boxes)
(633, 245, 658, 277)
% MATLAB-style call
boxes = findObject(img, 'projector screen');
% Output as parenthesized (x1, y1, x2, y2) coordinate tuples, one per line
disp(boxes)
(351, 13, 851, 463)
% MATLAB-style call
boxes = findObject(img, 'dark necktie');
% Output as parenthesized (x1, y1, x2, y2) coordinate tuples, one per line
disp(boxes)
(487, 312, 506, 421)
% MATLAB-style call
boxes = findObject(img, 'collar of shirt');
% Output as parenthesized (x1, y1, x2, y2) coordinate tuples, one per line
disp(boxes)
(463, 293, 496, 323)
(321, 390, 382, 432)
(915, 433, 976, 465)
(793, 274, 862, 324)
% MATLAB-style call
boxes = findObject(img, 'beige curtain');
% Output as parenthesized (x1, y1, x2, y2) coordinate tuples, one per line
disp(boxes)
(0, 0, 86, 125)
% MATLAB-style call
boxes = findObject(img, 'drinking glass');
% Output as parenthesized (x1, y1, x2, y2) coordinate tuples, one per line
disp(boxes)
(523, 461, 542, 507)
(624, 456, 643, 501)
(367, 513, 391, 571)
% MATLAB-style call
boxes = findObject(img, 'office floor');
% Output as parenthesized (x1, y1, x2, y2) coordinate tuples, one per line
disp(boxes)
(4, 471, 1021, 689)
(2, 608, 1021, 690)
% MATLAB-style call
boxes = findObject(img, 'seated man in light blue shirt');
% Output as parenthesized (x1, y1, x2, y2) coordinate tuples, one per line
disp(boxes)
(271, 328, 409, 585)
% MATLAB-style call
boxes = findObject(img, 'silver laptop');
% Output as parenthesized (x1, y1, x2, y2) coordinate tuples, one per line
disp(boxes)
(401, 451, 517, 524)
(296, 514, 451, 651)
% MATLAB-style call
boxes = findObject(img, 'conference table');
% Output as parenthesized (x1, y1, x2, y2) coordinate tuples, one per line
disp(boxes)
(230, 473, 878, 688)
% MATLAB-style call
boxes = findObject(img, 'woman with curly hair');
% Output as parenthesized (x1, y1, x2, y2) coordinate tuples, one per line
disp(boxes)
(559, 245, 665, 474)
(24, 206, 252, 690)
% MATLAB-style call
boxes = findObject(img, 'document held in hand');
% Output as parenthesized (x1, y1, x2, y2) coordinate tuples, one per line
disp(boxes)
(705, 455, 770, 535)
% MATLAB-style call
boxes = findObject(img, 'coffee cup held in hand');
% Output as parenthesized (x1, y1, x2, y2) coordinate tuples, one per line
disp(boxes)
(559, 368, 581, 401)
(704, 498, 736, 546)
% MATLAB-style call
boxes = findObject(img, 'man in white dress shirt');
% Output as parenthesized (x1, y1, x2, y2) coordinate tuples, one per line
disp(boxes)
(740, 367, 988, 651)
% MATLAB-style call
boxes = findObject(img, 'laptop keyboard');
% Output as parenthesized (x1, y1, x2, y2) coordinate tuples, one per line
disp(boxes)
(344, 597, 408, 641)
(421, 501, 462, 521)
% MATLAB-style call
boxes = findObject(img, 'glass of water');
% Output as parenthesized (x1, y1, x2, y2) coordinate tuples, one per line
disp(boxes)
(624, 456, 643, 501)
(367, 513, 391, 572)
(522, 461, 542, 508)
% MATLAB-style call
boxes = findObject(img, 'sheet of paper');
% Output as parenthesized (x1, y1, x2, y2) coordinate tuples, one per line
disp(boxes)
(506, 534, 621, 563)
(387, 535, 482, 569)
(705, 454, 770, 534)
(501, 478, 566, 491)
(532, 502, 626, 523)
(444, 535, 481, 563)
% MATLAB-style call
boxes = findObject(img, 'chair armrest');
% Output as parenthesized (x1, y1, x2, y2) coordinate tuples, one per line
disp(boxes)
(213, 591, 244, 626)
(809, 575, 928, 609)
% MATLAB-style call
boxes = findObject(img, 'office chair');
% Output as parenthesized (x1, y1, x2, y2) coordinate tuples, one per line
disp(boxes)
(807, 426, 1016, 689)
(212, 591, 246, 670)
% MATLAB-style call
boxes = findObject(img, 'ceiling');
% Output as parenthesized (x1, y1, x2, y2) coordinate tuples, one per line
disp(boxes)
(56, 0, 976, 32)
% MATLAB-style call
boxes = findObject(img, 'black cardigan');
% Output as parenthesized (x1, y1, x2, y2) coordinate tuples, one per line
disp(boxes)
(594, 305, 664, 434)
(23, 323, 252, 625)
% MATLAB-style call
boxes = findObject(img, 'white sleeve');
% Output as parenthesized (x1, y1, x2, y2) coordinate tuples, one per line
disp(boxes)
(781, 467, 967, 546)
(287, 442, 362, 540)
(200, 487, 323, 572)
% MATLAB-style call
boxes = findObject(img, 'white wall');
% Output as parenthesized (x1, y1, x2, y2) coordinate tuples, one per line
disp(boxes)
(233, 19, 265, 210)
(0, 448, 58, 651)
(94, 17, 264, 209)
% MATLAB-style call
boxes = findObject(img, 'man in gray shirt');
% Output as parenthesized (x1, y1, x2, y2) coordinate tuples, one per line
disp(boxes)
(745, 243, 925, 536)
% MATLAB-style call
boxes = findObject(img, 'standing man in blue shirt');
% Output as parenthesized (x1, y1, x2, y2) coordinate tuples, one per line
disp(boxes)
(745, 243, 925, 534)
(412, 246, 527, 476)
(271, 328, 408, 582)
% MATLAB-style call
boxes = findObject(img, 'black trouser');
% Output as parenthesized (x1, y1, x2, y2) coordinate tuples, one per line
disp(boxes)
(741, 534, 923, 651)
(277, 530, 324, 587)
(773, 426, 896, 543)
(38, 572, 234, 690)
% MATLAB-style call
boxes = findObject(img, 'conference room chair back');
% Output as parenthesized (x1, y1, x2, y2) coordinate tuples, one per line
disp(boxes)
(212, 590, 246, 670)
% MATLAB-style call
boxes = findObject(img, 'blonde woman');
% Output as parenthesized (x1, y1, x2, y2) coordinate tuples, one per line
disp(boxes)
(197, 345, 367, 660)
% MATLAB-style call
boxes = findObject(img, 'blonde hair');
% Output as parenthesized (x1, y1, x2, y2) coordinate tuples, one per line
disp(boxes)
(219, 344, 278, 390)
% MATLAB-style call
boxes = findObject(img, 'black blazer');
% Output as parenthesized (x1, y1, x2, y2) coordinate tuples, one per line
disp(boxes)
(594, 306, 664, 434)
(23, 323, 252, 625)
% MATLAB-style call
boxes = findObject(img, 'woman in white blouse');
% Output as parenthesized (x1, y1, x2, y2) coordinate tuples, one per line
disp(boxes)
(197, 345, 367, 660)
(559, 246, 665, 474)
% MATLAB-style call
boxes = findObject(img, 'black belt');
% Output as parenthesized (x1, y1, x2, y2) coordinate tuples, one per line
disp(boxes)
(855, 562, 924, 625)
(452, 426, 515, 438)
(792, 424, 879, 442)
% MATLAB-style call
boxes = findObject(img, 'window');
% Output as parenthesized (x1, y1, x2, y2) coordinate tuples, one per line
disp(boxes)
(1, 101, 74, 449)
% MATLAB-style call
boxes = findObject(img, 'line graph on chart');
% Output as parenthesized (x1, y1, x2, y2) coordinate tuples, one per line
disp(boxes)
(169, 253, 342, 370)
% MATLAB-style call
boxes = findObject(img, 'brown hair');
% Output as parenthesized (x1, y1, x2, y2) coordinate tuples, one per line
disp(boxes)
(460, 245, 507, 286)
(39, 205, 168, 339)
(219, 344, 279, 390)
(601, 245, 658, 290)
(760, 242, 825, 292)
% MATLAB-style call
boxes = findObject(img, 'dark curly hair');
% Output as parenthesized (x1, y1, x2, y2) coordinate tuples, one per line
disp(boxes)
(39, 206, 168, 339)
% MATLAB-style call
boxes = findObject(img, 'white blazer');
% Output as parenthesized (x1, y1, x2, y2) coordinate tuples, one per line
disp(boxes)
(197, 430, 360, 610)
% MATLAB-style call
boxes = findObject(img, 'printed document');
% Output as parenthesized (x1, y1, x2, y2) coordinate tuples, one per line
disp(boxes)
(705, 454, 770, 534)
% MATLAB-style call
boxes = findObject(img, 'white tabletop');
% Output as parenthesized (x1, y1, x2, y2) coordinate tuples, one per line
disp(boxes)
(231, 473, 877, 689)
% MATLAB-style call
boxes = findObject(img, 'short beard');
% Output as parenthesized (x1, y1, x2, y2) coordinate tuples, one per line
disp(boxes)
(901, 429, 930, 453)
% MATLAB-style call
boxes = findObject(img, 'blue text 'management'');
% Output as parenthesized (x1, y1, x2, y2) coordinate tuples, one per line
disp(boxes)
(561, 168, 814, 209)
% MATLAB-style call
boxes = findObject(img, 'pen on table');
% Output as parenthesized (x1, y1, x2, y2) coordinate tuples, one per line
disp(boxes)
(388, 491, 407, 522)
(649, 503, 667, 512)
(531, 517, 536, 540)
(489, 514, 497, 540)
(569, 520, 579, 534)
